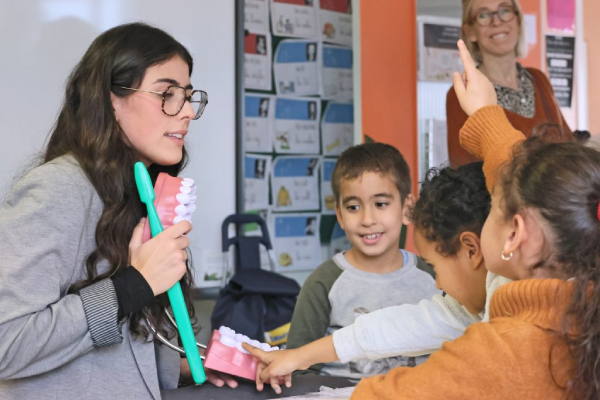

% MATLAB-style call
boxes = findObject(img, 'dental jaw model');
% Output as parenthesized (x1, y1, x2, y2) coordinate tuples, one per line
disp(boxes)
(204, 326, 279, 381)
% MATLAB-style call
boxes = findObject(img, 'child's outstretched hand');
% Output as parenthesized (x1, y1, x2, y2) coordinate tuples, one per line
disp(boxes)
(453, 39, 497, 116)
(242, 343, 300, 394)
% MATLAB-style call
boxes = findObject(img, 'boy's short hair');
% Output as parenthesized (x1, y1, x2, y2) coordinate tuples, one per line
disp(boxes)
(332, 142, 411, 203)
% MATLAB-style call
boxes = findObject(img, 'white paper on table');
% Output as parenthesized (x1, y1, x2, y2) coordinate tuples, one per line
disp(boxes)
(321, 102, 353, 156)
(244, 154, 272, 211)
(271, 213, 321, 272)
(245, 94, 274, 152)
(274, 97, 321, 154)
(524, 14, 537, 45)
(329, 221, 352, 258)
(320, 158, 337, 215)
(428, 118, 449, 169)
(270, 0, 319, 39)
(244, 31, 272, 91)
(244, 0, 270, 33)
(274, 39, 321, 96)
(321, 44, 353, 100)
(272, 156, 321, 211)
(319, 0, 352, 46)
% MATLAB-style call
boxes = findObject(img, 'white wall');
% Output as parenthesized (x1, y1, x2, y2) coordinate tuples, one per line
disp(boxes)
(0, 0, 236, 284)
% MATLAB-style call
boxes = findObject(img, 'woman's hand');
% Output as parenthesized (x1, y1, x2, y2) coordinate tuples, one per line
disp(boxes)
(128, 218, 192, 295)
(180, 359, 238, 388)
(453, 39, 497, 116)
(242, 344, 298, 394)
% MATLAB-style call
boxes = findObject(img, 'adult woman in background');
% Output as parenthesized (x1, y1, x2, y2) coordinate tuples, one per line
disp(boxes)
(446, 0, 571, 166)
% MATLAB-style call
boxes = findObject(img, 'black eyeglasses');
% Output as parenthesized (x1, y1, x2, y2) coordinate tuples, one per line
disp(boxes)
(115, 85, 208, 120)
(472, 5, 517, 27)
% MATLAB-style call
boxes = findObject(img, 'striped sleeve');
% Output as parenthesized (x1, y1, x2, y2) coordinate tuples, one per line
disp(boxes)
(79, 278, 123, 347)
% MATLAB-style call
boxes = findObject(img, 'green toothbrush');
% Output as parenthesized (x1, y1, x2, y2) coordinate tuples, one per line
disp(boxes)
(134, 162, 206, 385)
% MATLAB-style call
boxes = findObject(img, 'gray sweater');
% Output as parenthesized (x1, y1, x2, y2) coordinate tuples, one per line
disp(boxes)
(287, 251, 440, 381)
(0, 155, 179, 399)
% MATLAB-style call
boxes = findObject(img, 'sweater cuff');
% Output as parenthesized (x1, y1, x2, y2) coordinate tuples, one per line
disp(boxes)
(80, 278, 123, 348)
(333, 325, 366, 363)
(459, 105, 525, 160)
(112, 266, 155, 321)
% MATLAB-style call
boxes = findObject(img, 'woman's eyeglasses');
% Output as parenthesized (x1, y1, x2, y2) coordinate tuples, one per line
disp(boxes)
(473, 6, 517, 27)
(115, 85, 208, 120)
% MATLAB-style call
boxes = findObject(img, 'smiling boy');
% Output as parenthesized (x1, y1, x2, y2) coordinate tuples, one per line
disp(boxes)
(285, 143, 440, 381)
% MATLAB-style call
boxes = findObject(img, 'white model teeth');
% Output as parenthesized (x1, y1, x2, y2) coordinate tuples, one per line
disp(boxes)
(217, 326, 279, 353)
(173, 178, 197, 224)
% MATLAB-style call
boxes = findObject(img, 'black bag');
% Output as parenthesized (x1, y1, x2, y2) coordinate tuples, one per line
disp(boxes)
(210, 269, 300, 342)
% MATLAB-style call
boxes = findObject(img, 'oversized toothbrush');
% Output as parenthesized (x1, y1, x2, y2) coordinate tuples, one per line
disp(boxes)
(134, 162, 206, 385)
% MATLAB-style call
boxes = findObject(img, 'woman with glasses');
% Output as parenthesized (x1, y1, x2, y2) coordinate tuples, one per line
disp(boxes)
(446, 0, 571, 167)
(0, 23, 237, 398)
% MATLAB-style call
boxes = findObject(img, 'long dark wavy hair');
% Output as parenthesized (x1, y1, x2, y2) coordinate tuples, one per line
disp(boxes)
(44, 23, 196, 341)
(498, 137, 600, 399)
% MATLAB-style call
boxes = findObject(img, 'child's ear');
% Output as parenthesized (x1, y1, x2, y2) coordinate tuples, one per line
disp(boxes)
(335, 203, 346, 230)
(401, 194, 415, 226)
(459, 232, 484, 270)
(504, 213, 526, 257)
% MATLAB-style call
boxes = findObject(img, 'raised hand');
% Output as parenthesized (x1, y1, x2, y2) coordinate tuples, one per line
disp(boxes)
(452, 39, 497, 116)
(129, 218, 192, 295)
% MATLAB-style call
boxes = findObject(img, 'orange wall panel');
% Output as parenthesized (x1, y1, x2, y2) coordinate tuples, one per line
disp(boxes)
(360, 1, 418, 252)
(584, 0, 600, 134)
(518, 0, 542, 69)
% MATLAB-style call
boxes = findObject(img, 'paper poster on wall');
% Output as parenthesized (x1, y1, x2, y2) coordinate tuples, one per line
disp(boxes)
(321, 102, 353, 156)
(244, 31, 272, 91)
(245, 94, 274, 152)
(321, 158, 337, 214)
(244, 154, 272, 211)
(524, 14, 537, 45)
(274, 97, 321, 154)
(321, 44, 353, 100)
(274, 40, 321, 96)
(545, 35, 575, 108)
(272, 213, 321, 271)
(270, 0, 319, 39)
(547, 0, 575, 34)
(319, 0, 352, 46)
(428, 118, 449, 169)
(329, 221, 351, 258)
(417, 17, 462, 82)
(272, 156, 320, 211)
(245, 0, 270, 33)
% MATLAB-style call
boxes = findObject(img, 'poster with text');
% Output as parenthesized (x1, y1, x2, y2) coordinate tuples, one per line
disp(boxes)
(428, 118, 449, 169)
(274, 40, 321, 96)
(270, 0, 319, 39)
(321, 102, 353, 156)
(545, 35, 575, 108)
(321, 44, 353, 100)
(272, 156, 321, 211)
(244, 154, 272, 211)
(245, 0, 270, 33)
(319, 0, 352, 46)
(244, 31, 272, 91)
(272, 213, 321, 271)
(417, 17, 462, 82)
(274, 97, 321, 154)
(245, 94, 274, 152)
(329, 221, 352, 258)
(321, 158, 337, 214)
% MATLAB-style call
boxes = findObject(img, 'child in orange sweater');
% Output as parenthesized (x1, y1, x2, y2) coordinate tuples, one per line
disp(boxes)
(349, 40, 600, 400)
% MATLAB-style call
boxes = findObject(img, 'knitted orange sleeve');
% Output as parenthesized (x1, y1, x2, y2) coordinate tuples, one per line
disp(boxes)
(459, 106, 525, 193)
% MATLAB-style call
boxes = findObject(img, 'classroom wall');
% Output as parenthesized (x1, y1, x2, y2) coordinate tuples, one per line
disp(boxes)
(360, 0, 418, 252)
(518, 0, 543, 69)
(584, 0, 600, 134)
(0, 1, 236, 283)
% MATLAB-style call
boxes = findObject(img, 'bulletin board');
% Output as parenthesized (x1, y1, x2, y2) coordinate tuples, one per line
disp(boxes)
(238, 0, 355, 273)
